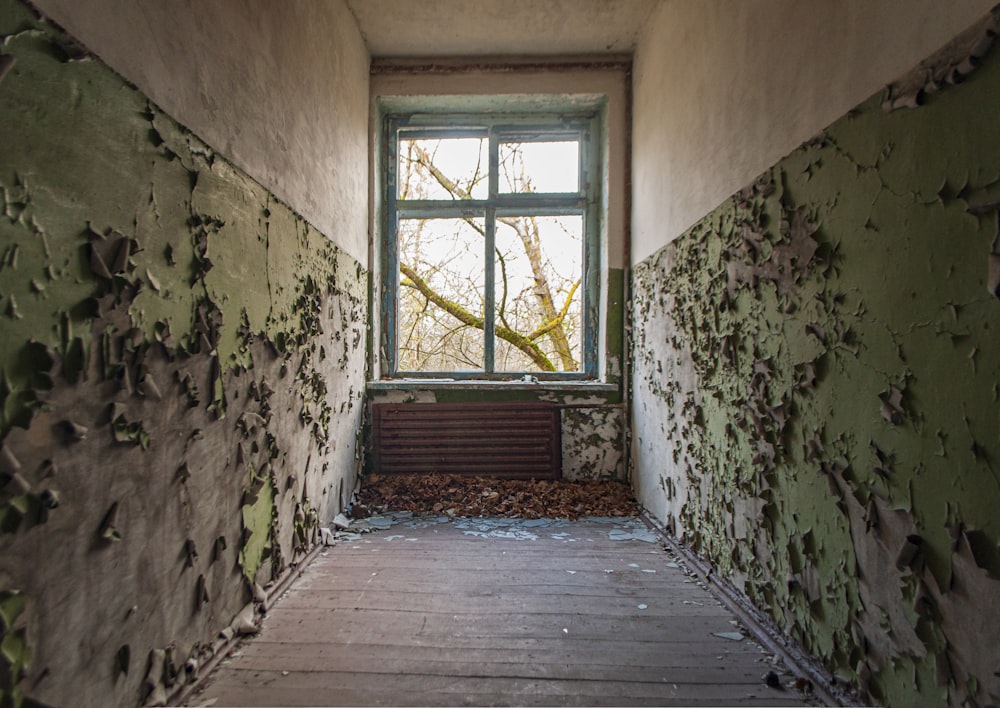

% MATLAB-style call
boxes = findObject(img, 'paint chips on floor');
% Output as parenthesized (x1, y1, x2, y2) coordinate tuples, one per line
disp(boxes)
(327, 511, 666, 546)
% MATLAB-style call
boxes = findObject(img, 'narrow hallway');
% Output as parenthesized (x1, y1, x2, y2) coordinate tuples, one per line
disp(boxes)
(190, 516, 813, 707)
(3, 2, 999, 706)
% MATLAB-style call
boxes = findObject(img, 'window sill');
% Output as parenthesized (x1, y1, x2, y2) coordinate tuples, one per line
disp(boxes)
(366, 378, 618, 393)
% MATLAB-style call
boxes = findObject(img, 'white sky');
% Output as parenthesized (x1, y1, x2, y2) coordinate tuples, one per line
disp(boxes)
(397, 137, 584, 371)
(400, 138, 579, 198)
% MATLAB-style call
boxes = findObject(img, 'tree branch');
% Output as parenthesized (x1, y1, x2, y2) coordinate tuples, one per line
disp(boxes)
(404, 144, 579, 371)
(407, 145, 474, 200)
(527, 279, 581, 342)
(400, 263, 556, 371)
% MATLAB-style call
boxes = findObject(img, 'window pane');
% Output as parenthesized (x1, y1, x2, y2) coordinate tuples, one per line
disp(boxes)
(494, 215, 583, 372)
(499, 141, 579, 194)
(398, 218, 485, 372)
(398, 138, 488, 200)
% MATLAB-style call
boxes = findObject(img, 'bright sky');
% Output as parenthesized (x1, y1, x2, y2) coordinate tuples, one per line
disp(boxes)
(397, 137, 584, 371)
(400, 138, 580, 198)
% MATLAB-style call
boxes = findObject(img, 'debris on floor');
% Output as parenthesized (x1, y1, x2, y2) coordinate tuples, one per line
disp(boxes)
(196, 517, 819, 708)
(356, 473, 643, 519)
(323, 512, 659, 545)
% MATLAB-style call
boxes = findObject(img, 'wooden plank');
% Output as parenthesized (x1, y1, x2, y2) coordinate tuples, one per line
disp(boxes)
(227, 647, 776, 682)
(201, 671, 804, 707)
(273, 591, 729, 617)
(231, 639, 774, 669)
(216, 662, 774, 686)
(292, 562, 702, 575)
(192, 519, 810, 707)
(249, 608, 746, 642)
(297, 561, 693, 574)
(308, 535, 668, 549)
(309, 544, 668, 555)
(289, 575, 702, 595)
(293, 565, 694, 580)
(235, 632, 765, 654)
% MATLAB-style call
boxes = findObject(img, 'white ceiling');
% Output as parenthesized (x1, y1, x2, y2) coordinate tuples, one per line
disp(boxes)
(346, 0, 661, 58)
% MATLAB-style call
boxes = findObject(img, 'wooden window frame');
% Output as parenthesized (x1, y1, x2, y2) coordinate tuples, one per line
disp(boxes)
(380, 108, 603, 381)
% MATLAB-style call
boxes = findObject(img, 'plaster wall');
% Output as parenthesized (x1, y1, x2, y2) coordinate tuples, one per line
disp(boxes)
(348, 0, 659, 58)
(0, 2, 368, 706)
(30, 0, 370, 262)
(631, 6, 1000, 704)
(631, 0, 998, 262)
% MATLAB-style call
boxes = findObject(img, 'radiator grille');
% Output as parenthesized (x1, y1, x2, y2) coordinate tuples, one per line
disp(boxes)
(371, 402, 561, 480)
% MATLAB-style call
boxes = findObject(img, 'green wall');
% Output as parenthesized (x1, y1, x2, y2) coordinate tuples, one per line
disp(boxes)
(632, 13, 1000, 706)
(0, 3, 366, 706)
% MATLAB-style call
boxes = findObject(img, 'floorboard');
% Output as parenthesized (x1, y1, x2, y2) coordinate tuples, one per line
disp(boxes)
(188, 517, 814, 707)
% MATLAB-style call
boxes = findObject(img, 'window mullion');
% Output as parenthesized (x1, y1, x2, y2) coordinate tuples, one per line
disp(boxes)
(582, 121, 599, 378)
(386, 118, 402, 375)
(484, 129, 499, 373)
(484, 208, 496, 373)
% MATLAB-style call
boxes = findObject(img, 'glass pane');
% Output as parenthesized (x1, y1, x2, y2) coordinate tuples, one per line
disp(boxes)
(398, 138, 488, 200)
(499, 141, 579, 194)
(397, 218, 485, 372)
(494, 215, 583, 372)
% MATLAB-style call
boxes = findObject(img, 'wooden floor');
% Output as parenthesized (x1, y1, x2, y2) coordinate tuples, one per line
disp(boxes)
(190, 517, 812, 707)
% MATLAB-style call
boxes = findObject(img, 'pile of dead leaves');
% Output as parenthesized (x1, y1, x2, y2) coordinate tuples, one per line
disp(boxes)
(356, 474, 642, 519)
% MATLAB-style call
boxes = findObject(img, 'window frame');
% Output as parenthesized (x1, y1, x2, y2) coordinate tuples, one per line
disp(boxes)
(380, 108, 603, 381)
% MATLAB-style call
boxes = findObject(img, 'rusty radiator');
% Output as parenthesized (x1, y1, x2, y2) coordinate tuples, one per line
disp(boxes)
(371, 402, 562, 480)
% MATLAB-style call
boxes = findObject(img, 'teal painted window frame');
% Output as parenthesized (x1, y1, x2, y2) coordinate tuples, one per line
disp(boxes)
(380, 107, 603, 381)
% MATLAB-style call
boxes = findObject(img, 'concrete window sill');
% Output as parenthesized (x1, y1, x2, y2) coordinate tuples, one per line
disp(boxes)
(366, 379, 619, 393)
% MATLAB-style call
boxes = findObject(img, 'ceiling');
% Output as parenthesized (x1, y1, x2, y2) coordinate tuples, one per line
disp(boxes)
(345, 0, 661, 58)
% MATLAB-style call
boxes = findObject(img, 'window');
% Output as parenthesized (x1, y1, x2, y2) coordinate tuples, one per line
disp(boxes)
(381, 108, 601, 380)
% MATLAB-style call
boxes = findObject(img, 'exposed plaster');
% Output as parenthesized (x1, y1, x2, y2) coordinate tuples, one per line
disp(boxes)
(632, 11, 1000, 704)
(882, 11, 998, 110)
(560, 405, 624, 481)
(0, 6, 366, 706)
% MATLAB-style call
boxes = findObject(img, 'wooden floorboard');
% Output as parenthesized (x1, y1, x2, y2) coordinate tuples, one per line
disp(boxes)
(232, 641, 775, 669)
(217, 656, 773, 683)
(189, 517, 813, 707)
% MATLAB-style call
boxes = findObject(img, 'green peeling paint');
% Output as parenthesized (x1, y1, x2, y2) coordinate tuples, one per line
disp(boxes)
(604, 266, 626, 385)
(240, 470, 276, 585)
(0, 20, 366, 437)
(0, 590, 30, 708)
(633, 15, 1000, 705)
(0, 3, 367, 706)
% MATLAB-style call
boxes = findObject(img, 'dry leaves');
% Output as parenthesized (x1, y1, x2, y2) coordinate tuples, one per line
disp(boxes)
(357, 474, 642, 520)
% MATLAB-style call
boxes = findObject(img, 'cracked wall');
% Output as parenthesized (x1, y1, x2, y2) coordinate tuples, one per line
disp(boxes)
(0, 4, 367, 707)
(632, 9, 1000, 705)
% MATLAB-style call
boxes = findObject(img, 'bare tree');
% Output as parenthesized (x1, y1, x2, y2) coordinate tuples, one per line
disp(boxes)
(397, 140, 582, 373)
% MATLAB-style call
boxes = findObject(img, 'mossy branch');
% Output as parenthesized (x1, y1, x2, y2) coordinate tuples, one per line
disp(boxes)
(527, 278, 581, 341)
(400, 263, 556, 371)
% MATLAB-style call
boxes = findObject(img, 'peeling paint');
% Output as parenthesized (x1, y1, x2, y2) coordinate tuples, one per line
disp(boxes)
(0, 5, 366, 707)
(632, 11, 1000, 705)
(560, 405, 624, 480)
(882, 11, 997, 111)
(240, 468, 276, 586)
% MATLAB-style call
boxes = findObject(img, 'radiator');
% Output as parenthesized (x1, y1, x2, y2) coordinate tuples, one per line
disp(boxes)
(370, 402, 562, 480)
